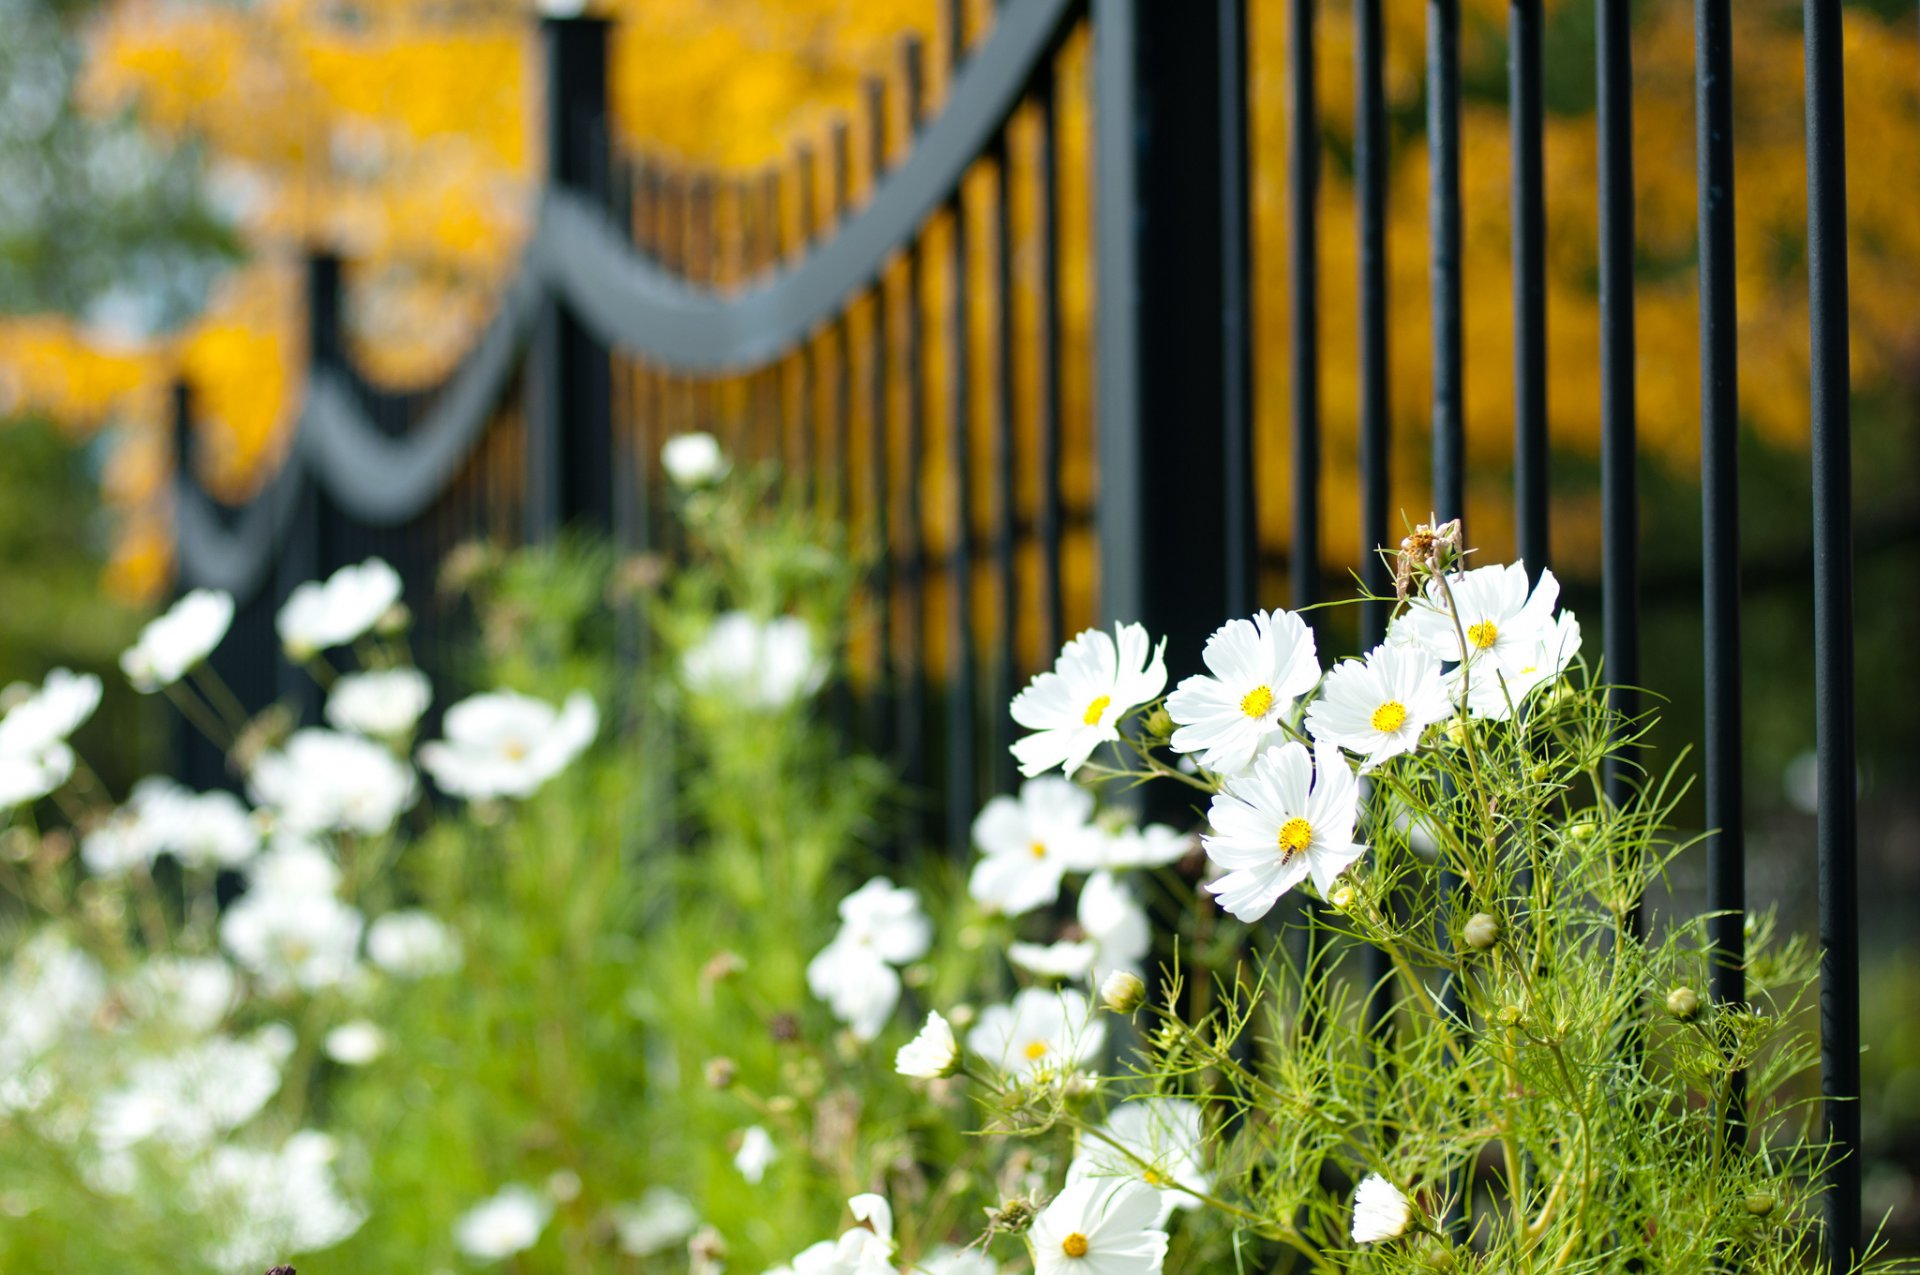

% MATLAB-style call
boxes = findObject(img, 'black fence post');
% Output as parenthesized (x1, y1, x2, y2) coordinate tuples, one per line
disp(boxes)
(284, 251, 339, 715)
(1093, 0, 1235, 678)
(529, 16, 616, 541)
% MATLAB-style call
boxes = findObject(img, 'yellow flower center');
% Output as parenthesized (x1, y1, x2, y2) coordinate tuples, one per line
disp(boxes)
(1142, 1169, 1164, 1186)
(1371, 700, 1408, 733)
(1029, 841, 1048, 859)
(1061, 1233, 1090, 1259)
(1278, 817, 1313, 857)
(1023, 1040, 1050, 1061)
(1082, 695, 1112, 726)
(1467, 620, 1499, 650)
(502, 737, 529, 761)
(1239, 685, 1275, 719)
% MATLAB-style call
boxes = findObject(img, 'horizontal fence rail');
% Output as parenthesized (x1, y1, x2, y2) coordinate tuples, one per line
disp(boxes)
(167, 0, 1865, 1258)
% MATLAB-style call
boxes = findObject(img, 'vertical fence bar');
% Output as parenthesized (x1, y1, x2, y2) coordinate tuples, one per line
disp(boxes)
(1695, 0, 1745, 1145)
(944, 0, 979, 854)
(1596, 0, 1640, 931)
(1510, 0, 1548, 574)
(1220, 0, 1256, 620)
(991, 127, 1019, 795)
(1035, 63, 1065, 660)
(1427, 0, 1464, 526)
(1805, 0, 1859, 1258)
(794, 144, 818, 495)
(865, 74, 897, 758)
(757, 172, 783, 461)
(900, 35, 930, 835)
(831, 122, 854, 522)
(1287, 0, 1319, 617)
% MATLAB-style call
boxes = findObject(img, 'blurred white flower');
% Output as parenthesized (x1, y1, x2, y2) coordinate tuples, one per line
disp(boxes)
(0, 740, 71, 808)
(1306, 644, 1452, 772)
(454, 1184, 551, 1261)
(1166, 609, 1320, 775)
(967, 987, 1106, 1079)
(276, 558, 402, 657)
(220, 845, 364, 994)
(197, 1130, 366, 1270)
(1202, 740, 1366, 923)
(613, 1186, 700, 1256)
(0, 933, 105, 1089)
(923, 1246, 1000, 1275)
(767, 1194, 894, 1275)
(1069, 1098, 1209, 1225)
(122, 955, 237, 1034)
(1449, 610, 1582, 722)
(681, 612, 827, 710)
(807, 878, 932, 1040)
(1011, 872, 1150, 989)
(250, 728, 418, 836)
(324, 1019, 386, 1066)
(157, 786, 260, 870)
(968, 777, 1102, 917)
(366, 909, 464, 978)
(120, 589, 233, 692)
(94, 1024, 294, 1152)
(1350, 1173, 1412, 1243)
(418, 689, 598, 800)
(0, 668, 100, 756)
(1010, 623, 1167, 780)
(734, 1124, 777, 1184)
(1091, 822, 1192, 872)
(79, 776, 180, 876)
(1029, 1179, 1168, 1275)
(326, 667, 432, 739)
(895, 1010, 960, 1079)
(661, 431, 729, 487)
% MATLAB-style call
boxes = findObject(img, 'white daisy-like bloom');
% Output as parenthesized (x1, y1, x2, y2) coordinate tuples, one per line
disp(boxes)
(967, 987, 1106, 1079)
(0, 668, 101, 756)
(366, 909, 464, 978)
(1008, 938, 1098, 982)
(613, 1187, 700, 1257)
(1165, 609, 1320, 775)
(1010, 622, 1167, 780)
(767, 1194, 895, 1275)
(661, 431, 730, 487)
(276, 557, 402, 657)
(1304, 644, 1452, 773)
(1068, 1099, 1209, 1226)
(1092, 822, 1192, 872)
(807, 944, 901, 1041)
(0, 740, 72, 808)
(1452, 610, 1583, 721)
(922, 1246, 1001, 1275)
(1201, 740, 1366, 923)
(1010, 872, 1150, 989)
(1029, 1178, 1169, 1275)
(121, 588, 234, 692)
(454, 1184, 551, 1261)
(807, 878, 933, 1039)
(93, 1024, 295, 1153)
(154, 786, 261, 870)
(895, 1010, 960, 1079)
(0, 933, 106, 1082)
(195, 1130, 366, 1270)
(325, 667, 433, 739)
(419, 689, 599, 801)
(734, 1124, 778, 1184)
(324, 1019, 386, 1066)
(681, 611, 828, 710)
(249, 728, 419, 837)
(968, 777, 1102, 917)
(1350, 1173, 1413, 1243)
(1393, 561, 1558, 674)
(122, 954, 238, 1034)
(79, 777, 182, 876)
(220, 844, 365, 994)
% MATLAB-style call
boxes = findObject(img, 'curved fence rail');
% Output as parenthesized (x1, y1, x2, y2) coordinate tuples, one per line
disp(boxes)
(169, 0, 1865, 1259)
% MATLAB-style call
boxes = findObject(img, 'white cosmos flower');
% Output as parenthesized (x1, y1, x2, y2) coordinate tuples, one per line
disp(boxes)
(968, 777, 1101, 917)
(0, 933, 106, 1082)
(366, 909, 463, 978)
(735, 1124, 777, 1183)
(0, 741, 72, 808)
(681, 611, 827, 710)
(1305, 644, 1451, 773)
(0, 668, 101, 756)
(79, 776, 181, 876)
(1091, 822, 1192, 872)
(121, 589, 234, 691)
(661, 431, 729, 487)
(1166, 609, 1320, 775)
(324, 1019, 386, 1066)
(967, 987, 1106, 1079)
(220, 843, 364, 994)
(276, 557, 402, 657)
(196, 1130, 365, 1270)
(156, 786, 260, 870)
(1393, 561, 1558, 674)
(767, 1194, 895, 1275)
(454, 1184, 551, 1261)
(93, 1024, 294, 1152)
(1201, 740, 1366, 922)
(249, 728, 418, 836)
(122, 954, 238, 1034)
(1068, 1099, 1209, 1226)
(419, 689, 598, 800)
(807, 945, 900, 1041)
(325, 667, 432, 739)
(1029, 1178, 1169, 1275)
(924, 1247, 1001, 1275)
(1010, 623, 1167, 780)
(613, 1187, 700, 1256)
(1350, 1173, 1413, 1243)
(895, 1010, 960, 1078)
(1451, 610, 1582, 721)
(1010, 872, 1149, 988)
(807, 878, 933, 1039)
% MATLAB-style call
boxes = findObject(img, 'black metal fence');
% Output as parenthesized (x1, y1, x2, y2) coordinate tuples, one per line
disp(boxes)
(170, 0, 1864, 1260)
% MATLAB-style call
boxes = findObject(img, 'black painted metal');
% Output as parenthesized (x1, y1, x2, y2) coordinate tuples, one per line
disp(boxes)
(991, 135, 1019, 795)
(899, 34, 931, 824)
(946, 163, 979, 857)
(1510, 0, 1547, 576)
(865, 74, 897, 758)
(1219, 0, 1256, 621)
(832, 122, 854, 519)
(1287, 0, 1319, 618)
(1427, 0, 1463, 526)
(1034, 63, 1064, 661)
(1805, 0, 1859, 1258)
(795, 143, 818, 491)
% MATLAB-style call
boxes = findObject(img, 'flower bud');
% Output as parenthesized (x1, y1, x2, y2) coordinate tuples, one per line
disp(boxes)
(1462, 912, 1500, 951)
(1330, 884, 1356, 910)
(1665, 986, 1701, 1022)
(1425, 1247, 1458, 1271)
(1443, 717, 1469, 748)
(1569, 820, 1598, 843)
(704, 1057, 738, 1090)
(1101, 969, 1147, 1014)
(1495, 1004, 1524, 1028)
(1142, 706, 1175, 741)
(1744, 1191, 1776, 1217)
